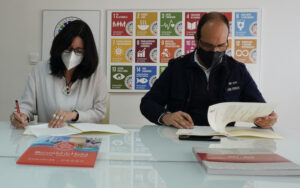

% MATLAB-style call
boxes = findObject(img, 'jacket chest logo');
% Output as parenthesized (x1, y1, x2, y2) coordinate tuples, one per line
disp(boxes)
(227, 81, 240, 92)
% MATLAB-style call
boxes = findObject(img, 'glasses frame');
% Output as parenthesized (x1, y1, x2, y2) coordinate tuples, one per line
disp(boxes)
(199, 39, 228, 52)
(64, 47, 85, 56)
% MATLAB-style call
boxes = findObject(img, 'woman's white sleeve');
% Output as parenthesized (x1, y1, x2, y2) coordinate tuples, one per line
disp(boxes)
(19, 69, 37, 121)
(77, 70, 108, 123)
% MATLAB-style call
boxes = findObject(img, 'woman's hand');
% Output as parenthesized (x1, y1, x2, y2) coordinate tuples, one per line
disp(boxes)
(48, 110, 78, 128)
(10, 112, 28, 128)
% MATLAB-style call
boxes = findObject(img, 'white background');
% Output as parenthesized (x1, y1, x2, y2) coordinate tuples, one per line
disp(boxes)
(0, 0, 299, 129)
(42, 10, 100, 61)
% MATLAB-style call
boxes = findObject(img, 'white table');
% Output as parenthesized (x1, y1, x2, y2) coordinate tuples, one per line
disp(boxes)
(1, 122, 300, 188)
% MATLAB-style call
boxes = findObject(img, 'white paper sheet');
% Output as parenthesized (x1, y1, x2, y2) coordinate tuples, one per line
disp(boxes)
(208, 102, 276, 134)
(25, 124, 81, 137)
(176, 102, 282, 139)
(176, 126, 223, 136)
(24, 123, 128, 137)
(70, 123, 128, 134)
(176, 126, 282, 139)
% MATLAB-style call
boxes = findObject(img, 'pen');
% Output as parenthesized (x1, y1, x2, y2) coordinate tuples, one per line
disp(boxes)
(15, 100, 20, 114)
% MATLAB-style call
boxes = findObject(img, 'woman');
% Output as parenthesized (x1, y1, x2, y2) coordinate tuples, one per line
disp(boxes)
(10, 20, 108, 128)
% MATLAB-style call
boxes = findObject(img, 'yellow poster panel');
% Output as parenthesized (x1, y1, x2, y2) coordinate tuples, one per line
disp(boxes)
(136, 12, 158, 36)
(111, 39, 133, 63)
(234, 39, 257, 64)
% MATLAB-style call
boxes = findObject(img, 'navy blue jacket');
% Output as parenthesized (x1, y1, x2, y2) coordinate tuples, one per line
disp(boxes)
(140, 51, 265, 125)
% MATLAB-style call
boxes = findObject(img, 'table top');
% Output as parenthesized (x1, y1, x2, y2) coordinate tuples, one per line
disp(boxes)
(1, 122, 300, 188)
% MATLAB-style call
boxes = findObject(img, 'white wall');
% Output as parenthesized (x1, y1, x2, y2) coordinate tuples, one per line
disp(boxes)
(1, 0, 299, 129)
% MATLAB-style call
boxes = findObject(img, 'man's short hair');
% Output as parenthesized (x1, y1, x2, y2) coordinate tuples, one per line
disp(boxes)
(196, 12, 229, 40)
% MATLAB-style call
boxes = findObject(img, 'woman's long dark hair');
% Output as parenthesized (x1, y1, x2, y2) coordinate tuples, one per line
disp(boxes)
(49, 20, 98, 82)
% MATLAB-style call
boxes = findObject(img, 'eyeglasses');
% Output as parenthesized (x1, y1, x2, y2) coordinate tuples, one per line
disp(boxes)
(64, 47, 85, 56)
(199, 40, 228, 51)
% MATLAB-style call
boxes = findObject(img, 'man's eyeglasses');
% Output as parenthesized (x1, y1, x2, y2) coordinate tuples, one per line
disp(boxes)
(64, 48, 85, 56)
(199, 40, 228, 51)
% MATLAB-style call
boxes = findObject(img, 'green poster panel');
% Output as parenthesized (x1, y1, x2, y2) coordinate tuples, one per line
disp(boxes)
(111, 66, 133, 90)
(159, 66, 167, 75)
(160, 12, 182, 36)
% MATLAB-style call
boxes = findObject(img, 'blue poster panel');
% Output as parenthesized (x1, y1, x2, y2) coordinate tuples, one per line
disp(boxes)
(135, 66, 157, 90)
(235, 12, 257, 37)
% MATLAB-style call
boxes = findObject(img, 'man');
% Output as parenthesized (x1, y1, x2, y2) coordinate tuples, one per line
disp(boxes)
(140, 12, 277, 129)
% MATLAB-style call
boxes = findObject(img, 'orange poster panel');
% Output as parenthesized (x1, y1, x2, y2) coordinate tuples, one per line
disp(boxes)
(111, 39, 133, 63)
(136, 12, 158, 36)
(234, 39, 257, 64)
(226, 39, 232, 56)
(160, 39, 182, 63)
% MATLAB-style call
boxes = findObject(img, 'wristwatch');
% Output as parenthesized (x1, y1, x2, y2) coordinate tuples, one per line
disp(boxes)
(72, 110, 79, 122)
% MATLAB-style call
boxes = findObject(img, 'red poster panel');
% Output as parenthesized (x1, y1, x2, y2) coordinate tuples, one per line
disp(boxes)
(111, 12, 133, 36)
(135, 39, 157, 63)
(185, 39, 197, 54)
(185, 12, 206, 36)
(221, 12, 232, 37)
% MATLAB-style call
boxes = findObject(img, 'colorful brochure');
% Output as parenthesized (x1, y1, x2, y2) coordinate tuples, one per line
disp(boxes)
(17, 136, 101, 167)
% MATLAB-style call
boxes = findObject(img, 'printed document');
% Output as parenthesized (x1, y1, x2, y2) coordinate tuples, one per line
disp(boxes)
(176, 102, 282, 139)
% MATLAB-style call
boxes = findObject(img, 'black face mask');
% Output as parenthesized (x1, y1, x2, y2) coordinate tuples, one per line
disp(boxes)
(196, 47, 225, 68)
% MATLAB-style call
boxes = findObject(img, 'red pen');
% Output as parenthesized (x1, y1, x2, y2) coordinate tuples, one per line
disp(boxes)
(15, 100, 20, 114)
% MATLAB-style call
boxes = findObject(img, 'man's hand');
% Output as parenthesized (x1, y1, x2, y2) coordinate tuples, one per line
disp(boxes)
(162, 111, 194, 129)
(254, 111, 278, 128)
(49, 110, 77, 128)
(10, 112, 28, 128)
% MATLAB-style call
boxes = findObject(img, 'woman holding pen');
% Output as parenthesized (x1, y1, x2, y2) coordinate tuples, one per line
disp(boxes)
(10, 20, 108, 128)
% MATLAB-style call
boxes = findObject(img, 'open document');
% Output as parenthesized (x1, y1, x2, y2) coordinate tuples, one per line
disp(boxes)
(207, 102, 276, 134)
(176, 102, 282, 139)
(24, 123, 128, 137)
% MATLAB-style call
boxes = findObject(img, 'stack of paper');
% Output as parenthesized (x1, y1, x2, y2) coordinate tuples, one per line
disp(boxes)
(176, 126, 282, 139)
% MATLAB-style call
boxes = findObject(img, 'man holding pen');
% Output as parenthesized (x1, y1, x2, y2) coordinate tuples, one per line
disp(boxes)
(140, 12, 277, 129)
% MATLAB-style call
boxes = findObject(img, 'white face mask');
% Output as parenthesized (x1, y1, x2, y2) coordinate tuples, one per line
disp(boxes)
(61, 51, 83, 70)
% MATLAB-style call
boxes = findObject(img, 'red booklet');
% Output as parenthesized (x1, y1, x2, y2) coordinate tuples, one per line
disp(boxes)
(192, 147, 300, 176)
(17, 136, 101, 167)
